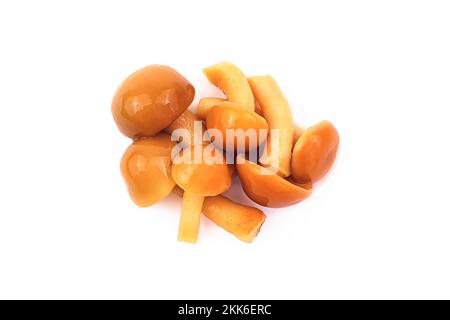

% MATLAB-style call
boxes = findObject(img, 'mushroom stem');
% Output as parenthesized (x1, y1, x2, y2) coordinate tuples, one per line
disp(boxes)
(203, 62, 254, 111)
(258, 100, 303, 144)
(178, 191, 205, 243)
(202, 196, 265, 243)
(173, 187, 265, 243)
(248, 75, 294, 177)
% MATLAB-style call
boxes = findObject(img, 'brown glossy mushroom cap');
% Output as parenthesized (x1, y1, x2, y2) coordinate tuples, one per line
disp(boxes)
(206, 102, 269, 152)
(236, 155, 312, 208)
(112, 65, 195, 139)
(171, 146, 232, 196)
(291, 120, 339, 184)
(120, 133, 176, 207)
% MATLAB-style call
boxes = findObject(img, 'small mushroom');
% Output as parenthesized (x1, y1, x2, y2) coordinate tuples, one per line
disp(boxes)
(291, 120, 339, 184)
(198, 97, 304, 145)
(248, 75, 294, 177)
(203, 62, 254, 111)
(206, 102, 269, 152)
(171, 146, 232, 243)
(236, 155, 312, 208)
(112, 65, 195, 139)
(120, 133, 176, 207)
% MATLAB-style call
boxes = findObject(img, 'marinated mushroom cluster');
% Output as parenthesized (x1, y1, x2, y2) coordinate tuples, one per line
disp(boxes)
(112, 62, 339, 244)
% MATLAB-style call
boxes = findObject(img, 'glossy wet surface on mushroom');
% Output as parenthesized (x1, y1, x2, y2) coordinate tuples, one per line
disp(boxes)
(206, 102, 269, 152)
(171, 146, 232, 197)
(120, 133, 176, 207)
(112, 62, 339, 243)
(291, 121, 339, 184)
(112, 65, 195, 139)
(236, 155, 312, 208)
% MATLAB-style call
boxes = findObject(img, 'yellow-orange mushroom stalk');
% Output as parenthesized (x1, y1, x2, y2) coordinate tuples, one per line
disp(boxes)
(248, 75, 294, 177)
(203, 62, 254, 111)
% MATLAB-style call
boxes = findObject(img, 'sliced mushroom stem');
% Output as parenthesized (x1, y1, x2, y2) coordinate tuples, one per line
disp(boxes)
(259, 101, 303, 145)
(173, 187, 265, 243)
(178, 191, 205, 243)
(248, 75, 294, 177)
(203, 195, 265, 243)
(203, 62, 254, 111)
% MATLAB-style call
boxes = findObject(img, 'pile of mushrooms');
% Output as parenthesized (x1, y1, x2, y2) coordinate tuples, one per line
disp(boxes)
(112, 62, 339, 243)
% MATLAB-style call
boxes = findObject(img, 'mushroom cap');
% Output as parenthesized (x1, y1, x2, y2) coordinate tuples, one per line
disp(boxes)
(120, 133, 176, 207)
(236, 155, 312, 208)
(291, 120, 339, 184)
(206, 102, 269, 152)
(196, 97, 226, 120)
(112, 65, 195, 139)
(171, 146, 232, 196)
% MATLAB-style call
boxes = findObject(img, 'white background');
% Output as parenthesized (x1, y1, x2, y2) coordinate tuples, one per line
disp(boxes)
(0, 0, 449, 299)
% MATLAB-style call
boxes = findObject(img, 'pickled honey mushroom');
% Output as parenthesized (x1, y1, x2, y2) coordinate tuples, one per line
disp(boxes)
(112, 62, 339, 243)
